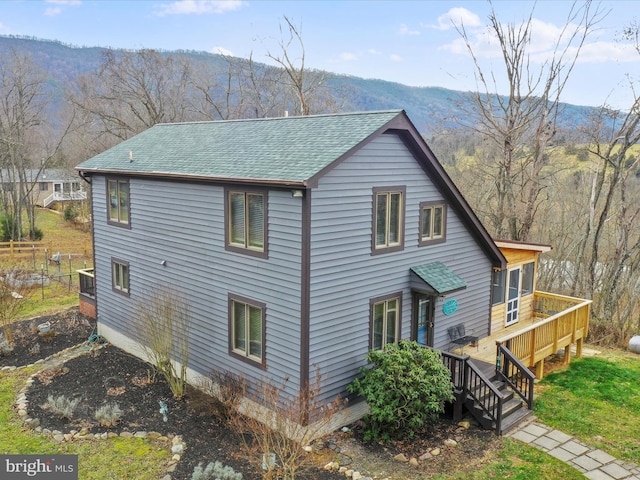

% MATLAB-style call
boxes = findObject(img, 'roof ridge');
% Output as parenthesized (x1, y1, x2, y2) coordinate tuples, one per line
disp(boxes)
(155, 109, 405, 127)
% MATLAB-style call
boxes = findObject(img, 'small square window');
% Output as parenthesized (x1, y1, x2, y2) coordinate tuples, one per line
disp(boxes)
(419, 203, 446, 246)
(225, 189, 268, 258)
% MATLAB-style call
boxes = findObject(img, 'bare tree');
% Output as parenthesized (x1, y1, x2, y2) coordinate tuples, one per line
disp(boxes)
(69, 49, 194, 145)
(455, 1, 603, 240)
(0, 49, 68, 240)
(266, 16, 338, 116)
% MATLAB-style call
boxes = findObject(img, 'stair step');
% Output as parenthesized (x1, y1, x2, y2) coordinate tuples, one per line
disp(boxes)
(499, 407, 534, 434)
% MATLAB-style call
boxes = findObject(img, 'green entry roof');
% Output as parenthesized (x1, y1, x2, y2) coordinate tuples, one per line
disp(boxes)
(76, 110, 405, 185)
(410, 262, 467, 295)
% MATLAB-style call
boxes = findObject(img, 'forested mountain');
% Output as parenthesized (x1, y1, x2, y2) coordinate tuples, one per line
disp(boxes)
(0, 35, 597, 136)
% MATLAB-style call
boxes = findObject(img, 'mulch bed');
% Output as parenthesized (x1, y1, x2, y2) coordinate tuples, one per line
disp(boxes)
(0, 308, 96, 368)
(6, 310, 500, 480)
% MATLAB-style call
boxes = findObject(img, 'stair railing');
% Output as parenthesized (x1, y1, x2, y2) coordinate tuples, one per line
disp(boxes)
(440, 348, 505, 433)
(496, 342, 535, 409)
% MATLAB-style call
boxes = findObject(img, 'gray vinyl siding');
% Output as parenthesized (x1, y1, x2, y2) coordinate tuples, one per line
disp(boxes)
(92, 176, 304, 398)
(308, 133, 493, 400)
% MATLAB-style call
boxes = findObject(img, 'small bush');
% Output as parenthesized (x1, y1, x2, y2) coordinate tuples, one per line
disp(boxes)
(94, 403, 123, 427)
(63, 206, 78, 223)
(28, 227, 44, 240)
(47, 394, 80, 419)
(0, 337, 14, 356)
(348, 340, 455, 442)
(191, 461, 243, 480)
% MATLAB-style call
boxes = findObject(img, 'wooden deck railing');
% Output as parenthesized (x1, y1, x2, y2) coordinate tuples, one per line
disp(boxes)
(77, 268, 95, 298)
(496, 291, 592, 378)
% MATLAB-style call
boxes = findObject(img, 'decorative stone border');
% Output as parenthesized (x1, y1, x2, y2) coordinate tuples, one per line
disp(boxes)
(11, 342, 185, 480)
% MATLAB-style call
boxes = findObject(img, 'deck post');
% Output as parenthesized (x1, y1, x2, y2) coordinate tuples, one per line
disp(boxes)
(563, 345, 571, 365)
(576, 338, 583, 358)
(535, 359, 544, 379)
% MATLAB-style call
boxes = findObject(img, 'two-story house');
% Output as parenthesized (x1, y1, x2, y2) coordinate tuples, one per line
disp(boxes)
(77, 110, 589, 433)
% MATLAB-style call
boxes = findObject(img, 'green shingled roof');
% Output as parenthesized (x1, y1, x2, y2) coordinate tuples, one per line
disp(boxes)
(411, 262, 467, 295)
(76, 110, 405, 184)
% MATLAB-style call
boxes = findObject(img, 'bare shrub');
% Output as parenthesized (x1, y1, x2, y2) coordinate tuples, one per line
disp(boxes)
(205, 369, 248, 421)
(229, 367, 345, 480)
(0, 267, 32, 345)
(136, 287, 190, 399)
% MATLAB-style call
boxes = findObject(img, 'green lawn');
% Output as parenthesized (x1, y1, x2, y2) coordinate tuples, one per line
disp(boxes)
(535, 349, 640, 463)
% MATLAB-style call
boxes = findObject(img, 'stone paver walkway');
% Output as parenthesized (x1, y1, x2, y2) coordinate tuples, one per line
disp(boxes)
(506, 418, 640, 479)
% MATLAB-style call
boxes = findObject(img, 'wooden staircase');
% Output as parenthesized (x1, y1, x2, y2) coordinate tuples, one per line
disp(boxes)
(441, 344, 535, 435)
(463, 359, 533, 434)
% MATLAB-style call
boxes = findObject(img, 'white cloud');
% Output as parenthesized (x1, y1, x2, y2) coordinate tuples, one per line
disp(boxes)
(399, 24, 420, 36)
(367, 49, 382, 55)
(45, 0, 82, 5)
(339, 52, 358, 61)
(43, 0, 81, 16)
(432, 7, 481, 31)
(212, 46, 233, 56)
(154, 0, 245, 16)
(44, 7, 63, 16)
(390, 54, 403, 62)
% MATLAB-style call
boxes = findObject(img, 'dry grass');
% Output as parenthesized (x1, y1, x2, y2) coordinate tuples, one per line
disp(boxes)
(2, 207, 93, 321)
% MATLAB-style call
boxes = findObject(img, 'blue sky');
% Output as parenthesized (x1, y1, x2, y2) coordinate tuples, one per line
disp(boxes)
(1, 0, 639, 109)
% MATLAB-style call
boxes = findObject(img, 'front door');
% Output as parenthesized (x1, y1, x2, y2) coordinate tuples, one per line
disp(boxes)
(413, 293, 434, 347)
(506, 267, 521, 326)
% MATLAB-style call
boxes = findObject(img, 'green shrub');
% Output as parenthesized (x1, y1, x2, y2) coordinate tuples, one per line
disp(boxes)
(0, 214, 19, 242)
(29, 227, 44, 241)
(191, 461, 243, 480)
(348, 340, 455, 442)
(63, 205, 78, 223)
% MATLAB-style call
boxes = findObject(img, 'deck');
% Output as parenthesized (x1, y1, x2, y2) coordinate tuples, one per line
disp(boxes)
(457, 291, 592, 379)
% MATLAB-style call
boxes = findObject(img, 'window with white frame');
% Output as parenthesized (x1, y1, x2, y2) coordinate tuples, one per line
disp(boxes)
(492, 269, 506, 306)
(419, 202, 446, 245)
(111, 259, 130, 295)
(373, 187, 405, 253)
(521, 262, 535, 296)
(226, 189, 267, 257)
(230, 295, 265, 366)
(371, 294, 401, 350)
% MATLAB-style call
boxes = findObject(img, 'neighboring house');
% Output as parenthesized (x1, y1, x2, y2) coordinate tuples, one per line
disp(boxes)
(75, 110, 590, 433)
(0, 168, 87, 208)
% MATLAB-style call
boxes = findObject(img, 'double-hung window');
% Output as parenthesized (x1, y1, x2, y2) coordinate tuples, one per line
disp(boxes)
(371, 294, 401, 350)
(372, 187, 405, 254)
(419, 202, 446, 245)
(107, 178, 130, 226)
(111, 259, 130, 296)
(229, 295, 265, 367)
(226, 189, 267, 257)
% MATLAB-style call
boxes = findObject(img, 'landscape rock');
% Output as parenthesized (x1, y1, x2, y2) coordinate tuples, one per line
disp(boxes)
(409, 457, 419, 467)
(430, 447, 441, 456)
(444, 439, 458, 447)
(393, 453, 409, 462)
(419, 451, 433, 461)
